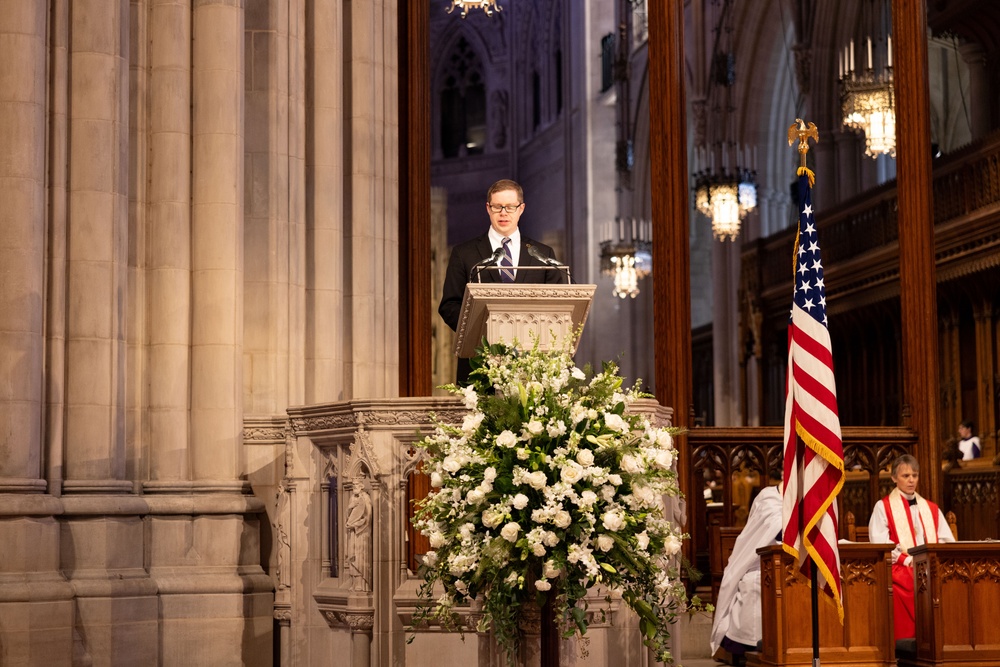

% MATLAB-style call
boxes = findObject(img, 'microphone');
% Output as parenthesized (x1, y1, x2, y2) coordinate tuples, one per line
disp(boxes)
(470, 246, 506, 282)
(525, 243, 572, 284)
(524, 243, 563, 267)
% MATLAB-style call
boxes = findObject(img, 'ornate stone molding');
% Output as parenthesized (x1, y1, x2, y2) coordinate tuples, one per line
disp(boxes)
(243, 415, 288, 445)
(323, 610, 375, 634)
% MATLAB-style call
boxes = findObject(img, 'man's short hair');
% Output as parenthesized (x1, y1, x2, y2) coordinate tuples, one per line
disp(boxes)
(891, 454, 919, 477)
(487, 179, 523, 204)
(960, 419, 974, 430)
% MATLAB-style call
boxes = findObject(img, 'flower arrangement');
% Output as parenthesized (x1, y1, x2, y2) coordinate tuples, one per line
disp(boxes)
(410, 341, 689, 664)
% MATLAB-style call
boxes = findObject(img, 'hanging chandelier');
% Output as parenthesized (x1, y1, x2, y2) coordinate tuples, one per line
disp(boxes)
(599, 219, 652, 299)
(690, 0, 756, 242)
(693, 160, 757, 241)
(447, 0, 501, 17)
(839, 0, 895, 158)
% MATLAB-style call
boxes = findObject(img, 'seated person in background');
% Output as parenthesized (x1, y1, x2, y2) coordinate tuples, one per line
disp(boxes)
(868, 454, 955, 641)
(710, 485, 782, 666)
(957, 420, 981, 460)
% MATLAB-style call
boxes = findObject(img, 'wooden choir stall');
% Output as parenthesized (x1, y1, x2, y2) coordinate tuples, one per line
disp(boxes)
(898, 542, 1000, 667)
(748, 543, 896, 667)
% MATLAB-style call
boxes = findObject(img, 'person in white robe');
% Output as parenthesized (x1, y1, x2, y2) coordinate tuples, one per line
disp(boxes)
(710, 485, 783, 665)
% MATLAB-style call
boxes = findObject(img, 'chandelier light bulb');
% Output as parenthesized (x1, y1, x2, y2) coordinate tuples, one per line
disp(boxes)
(447, 0, 501, 18)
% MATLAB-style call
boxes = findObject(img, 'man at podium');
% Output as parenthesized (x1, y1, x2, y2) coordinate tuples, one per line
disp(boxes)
(439, 179, 566, 384)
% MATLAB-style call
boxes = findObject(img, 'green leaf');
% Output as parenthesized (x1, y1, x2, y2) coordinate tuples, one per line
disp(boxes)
(571, 606, 588, 633)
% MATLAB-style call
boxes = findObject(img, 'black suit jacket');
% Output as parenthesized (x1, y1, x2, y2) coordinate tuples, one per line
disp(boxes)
(439, 233, 566, 382)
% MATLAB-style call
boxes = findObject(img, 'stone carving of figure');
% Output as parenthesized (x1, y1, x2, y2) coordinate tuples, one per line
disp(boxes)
(346, 482, 373, 592)
(274, 481, 291, 590)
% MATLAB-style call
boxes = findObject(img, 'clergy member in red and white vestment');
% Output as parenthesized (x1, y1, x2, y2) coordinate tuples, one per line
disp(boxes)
(868, 454, 955, 641)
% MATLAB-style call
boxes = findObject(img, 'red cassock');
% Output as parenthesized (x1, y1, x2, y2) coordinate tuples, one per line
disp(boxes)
(882, 494, 942, 641)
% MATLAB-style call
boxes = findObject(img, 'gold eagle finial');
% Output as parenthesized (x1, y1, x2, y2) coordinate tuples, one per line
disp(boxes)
(788, 118, 819, 167)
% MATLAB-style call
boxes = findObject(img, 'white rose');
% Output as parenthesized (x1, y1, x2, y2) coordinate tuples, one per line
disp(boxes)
(516, 448, 530, 460)
(543, 560, 562, 578)
(429, 532, 447, 548)
(636, 531, 650, 551)
(466, 488, 485, 505)
(656, 430, 673, 449)
(602, 510, 625, 532)
(442, 457, 461, 473)
(532, 543, 546, 556)
(482, 509, 504, 528)
(664, 534, 682, 555)
(459, 522, 476, 540)
(423, 550, 438, 567)
(607, 474, 622, 486)
(543, 531, 559, 547)
(604, 413, 628, 433)
(576, 449, 595, 466)
(560, 463, 584, 485)
(526, 420, 544, 435)
(430, 472, 444, 487)
(484, 466, 498, 482)
(578, 490, 598, 509)
(652, 449, 674, 470)
(552, 510, 572, 529)
(534, 579, 552, 591)
(527, 471, 548, 490)
(496, 430, 518, 448)
(621, 454, 645, 474)
(500, 522, 521, 543)
(600, 485, 616, 502)
(587, 409, 598, 420)
(512, 493, 529, 510)
(595, 534, 614, 552)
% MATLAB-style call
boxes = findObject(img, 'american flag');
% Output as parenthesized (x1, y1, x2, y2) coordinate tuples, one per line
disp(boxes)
(781, 169, 845, 621)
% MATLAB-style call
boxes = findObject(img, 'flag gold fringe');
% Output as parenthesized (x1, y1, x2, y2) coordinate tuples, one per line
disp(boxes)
(797, 166, 815, 188)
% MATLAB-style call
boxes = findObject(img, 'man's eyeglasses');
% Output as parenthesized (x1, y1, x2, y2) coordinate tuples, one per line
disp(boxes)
(488, 203, 522, 214)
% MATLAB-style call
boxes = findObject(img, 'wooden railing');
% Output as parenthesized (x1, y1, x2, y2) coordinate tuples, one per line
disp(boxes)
(748, 131, 1000, 313)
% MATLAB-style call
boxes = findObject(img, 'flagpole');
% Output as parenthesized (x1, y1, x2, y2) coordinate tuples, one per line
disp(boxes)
(811, 564, 821, 667)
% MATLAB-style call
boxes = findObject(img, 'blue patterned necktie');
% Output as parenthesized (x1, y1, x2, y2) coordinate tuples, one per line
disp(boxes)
(500, 237, 515, 283)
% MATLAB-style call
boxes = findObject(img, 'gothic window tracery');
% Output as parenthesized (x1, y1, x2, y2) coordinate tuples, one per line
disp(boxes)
(440, 37, 487, 158)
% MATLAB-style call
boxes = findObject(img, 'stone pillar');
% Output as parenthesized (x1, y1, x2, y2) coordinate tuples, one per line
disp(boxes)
(0, 2, 76, 663)
(0, 0, 46, 490)
(145, 0, 192, 487)
(306, 0, 346, 404)
(958, 42, 989, 142)
(834, 132, 860, 203)
(190, 0, 244, 484)
(244, 0, 308, 414)
(63, 0, 130, 494)
(712, 241, 741, 426)
(58, 1, 160, 664)
(344, 0, 400, 400)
